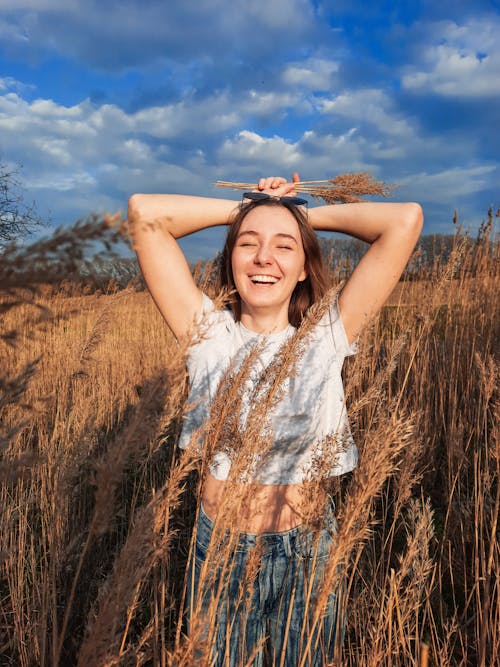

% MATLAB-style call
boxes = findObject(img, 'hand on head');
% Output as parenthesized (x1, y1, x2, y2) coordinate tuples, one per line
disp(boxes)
(257, 173, 300, 198)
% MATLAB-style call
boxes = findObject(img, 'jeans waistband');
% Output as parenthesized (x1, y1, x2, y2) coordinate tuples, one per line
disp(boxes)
(199, 495, 337, 552)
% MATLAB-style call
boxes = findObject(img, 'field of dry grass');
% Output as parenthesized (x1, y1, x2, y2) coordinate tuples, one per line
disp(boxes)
(0, 213, 498, 666)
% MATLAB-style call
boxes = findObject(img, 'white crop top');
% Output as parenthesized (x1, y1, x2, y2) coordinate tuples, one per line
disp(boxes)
(178, 293, 358, 484)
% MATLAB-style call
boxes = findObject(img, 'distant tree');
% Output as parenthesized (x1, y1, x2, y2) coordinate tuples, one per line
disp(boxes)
(318, 232, 466, 280)
(417, 233, 456, 266)
(318, 236, 369, 279)
(0, 162, 42, 248)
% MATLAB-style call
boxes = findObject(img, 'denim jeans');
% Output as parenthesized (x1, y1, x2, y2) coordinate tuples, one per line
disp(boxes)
(186, 497, 344, 666)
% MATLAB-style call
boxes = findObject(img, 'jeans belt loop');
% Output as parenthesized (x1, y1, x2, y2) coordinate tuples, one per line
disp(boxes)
(283, 532, 292, 558)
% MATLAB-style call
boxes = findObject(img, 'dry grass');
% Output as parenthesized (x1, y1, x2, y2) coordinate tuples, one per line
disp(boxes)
(0, 210, 498, 666)
(215, 172, 394, 204)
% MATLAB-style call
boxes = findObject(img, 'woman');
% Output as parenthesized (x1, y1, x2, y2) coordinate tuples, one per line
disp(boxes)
(128, 174, 423, 665)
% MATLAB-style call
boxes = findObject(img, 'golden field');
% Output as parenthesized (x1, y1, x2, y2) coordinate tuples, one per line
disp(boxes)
(0, 213, 498, 666)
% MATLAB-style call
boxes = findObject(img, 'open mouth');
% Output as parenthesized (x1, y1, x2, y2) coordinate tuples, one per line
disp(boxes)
(249, 274, 279, 285)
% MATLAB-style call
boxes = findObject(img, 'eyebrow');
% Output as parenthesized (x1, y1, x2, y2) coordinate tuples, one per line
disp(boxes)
(237, 230, 299, 244)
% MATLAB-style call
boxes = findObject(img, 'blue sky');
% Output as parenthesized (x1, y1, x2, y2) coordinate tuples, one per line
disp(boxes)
(0, 0, 498, 259)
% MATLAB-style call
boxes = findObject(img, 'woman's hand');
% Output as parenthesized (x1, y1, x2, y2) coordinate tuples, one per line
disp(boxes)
(256, 172, 300, 197)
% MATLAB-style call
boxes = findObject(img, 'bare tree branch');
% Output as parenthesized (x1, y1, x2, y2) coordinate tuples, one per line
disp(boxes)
(0, 162, 43, 247)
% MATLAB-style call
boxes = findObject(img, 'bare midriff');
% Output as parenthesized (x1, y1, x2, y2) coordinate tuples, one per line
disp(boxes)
(201, 471, 326, 534)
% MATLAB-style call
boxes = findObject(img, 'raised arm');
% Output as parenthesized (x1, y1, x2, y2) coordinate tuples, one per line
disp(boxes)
(128, 194, 238, 339)
(309, 201, 423, 343)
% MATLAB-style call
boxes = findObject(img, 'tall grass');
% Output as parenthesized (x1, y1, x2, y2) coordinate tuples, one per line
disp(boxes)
(0, 210, 498, 665)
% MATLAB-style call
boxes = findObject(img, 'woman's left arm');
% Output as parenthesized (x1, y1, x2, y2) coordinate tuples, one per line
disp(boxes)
(309, 201, 423, 344)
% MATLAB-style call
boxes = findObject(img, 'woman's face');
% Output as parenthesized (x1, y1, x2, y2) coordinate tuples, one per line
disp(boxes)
(231, 205, 307, 319)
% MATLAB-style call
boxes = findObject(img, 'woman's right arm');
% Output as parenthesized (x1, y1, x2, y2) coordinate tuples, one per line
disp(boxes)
(128, 194, 238, 339)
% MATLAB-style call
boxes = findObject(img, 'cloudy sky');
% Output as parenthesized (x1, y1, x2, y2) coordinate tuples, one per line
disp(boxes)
(0, 0, 498, 259)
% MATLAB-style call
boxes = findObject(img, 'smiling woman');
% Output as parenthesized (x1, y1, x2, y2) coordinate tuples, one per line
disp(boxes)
(128, 173, 423, 665)
(221, 196, 326, 330)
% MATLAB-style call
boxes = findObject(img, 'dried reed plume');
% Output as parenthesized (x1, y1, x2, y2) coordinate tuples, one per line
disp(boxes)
(215, 172, 395, 204)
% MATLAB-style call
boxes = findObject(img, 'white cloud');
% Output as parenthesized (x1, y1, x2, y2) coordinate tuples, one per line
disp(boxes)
(28, 169, 96, 191)
(317, 89, 415, 137)
(297, 129, 371, 173)
(0, 87, 224, 224)
(217, 128, 375, 180)
(0, 76, 35, 94)
(244, 90, 305, 116)
(0, 93, 98, 152)
(113, 139, 153, 164)
(282, 58, 339, 90)
(219, 130, 302, 168)
(0, 18, 29, 45)
(31, 98, 84, 117)
(133, 94, 240, 139)
(32, 137, 73, 164)
(402, 18, 500, 97)
(398, 165, 497, 200)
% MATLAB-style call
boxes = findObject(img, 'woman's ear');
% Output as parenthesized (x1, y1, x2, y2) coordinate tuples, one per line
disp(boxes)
(298, 264, 308, 282)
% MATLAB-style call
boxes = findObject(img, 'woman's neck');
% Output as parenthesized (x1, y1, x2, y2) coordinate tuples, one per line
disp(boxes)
(239, 304, 290, 334)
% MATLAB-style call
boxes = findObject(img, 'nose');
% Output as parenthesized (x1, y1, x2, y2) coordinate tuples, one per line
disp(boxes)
(254, 242, 273, 265)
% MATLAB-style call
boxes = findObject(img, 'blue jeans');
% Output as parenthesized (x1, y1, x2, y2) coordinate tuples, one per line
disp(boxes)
(186, 497, 344, 666)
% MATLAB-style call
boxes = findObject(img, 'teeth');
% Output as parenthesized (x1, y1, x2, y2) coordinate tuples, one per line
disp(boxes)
(251, 275, 278, 284)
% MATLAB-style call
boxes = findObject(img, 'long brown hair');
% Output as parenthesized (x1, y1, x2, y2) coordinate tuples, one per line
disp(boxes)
(218, 199, 328, 327)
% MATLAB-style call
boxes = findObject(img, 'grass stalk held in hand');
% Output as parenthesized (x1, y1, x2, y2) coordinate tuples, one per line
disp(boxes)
(215, 172, 395, 204)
